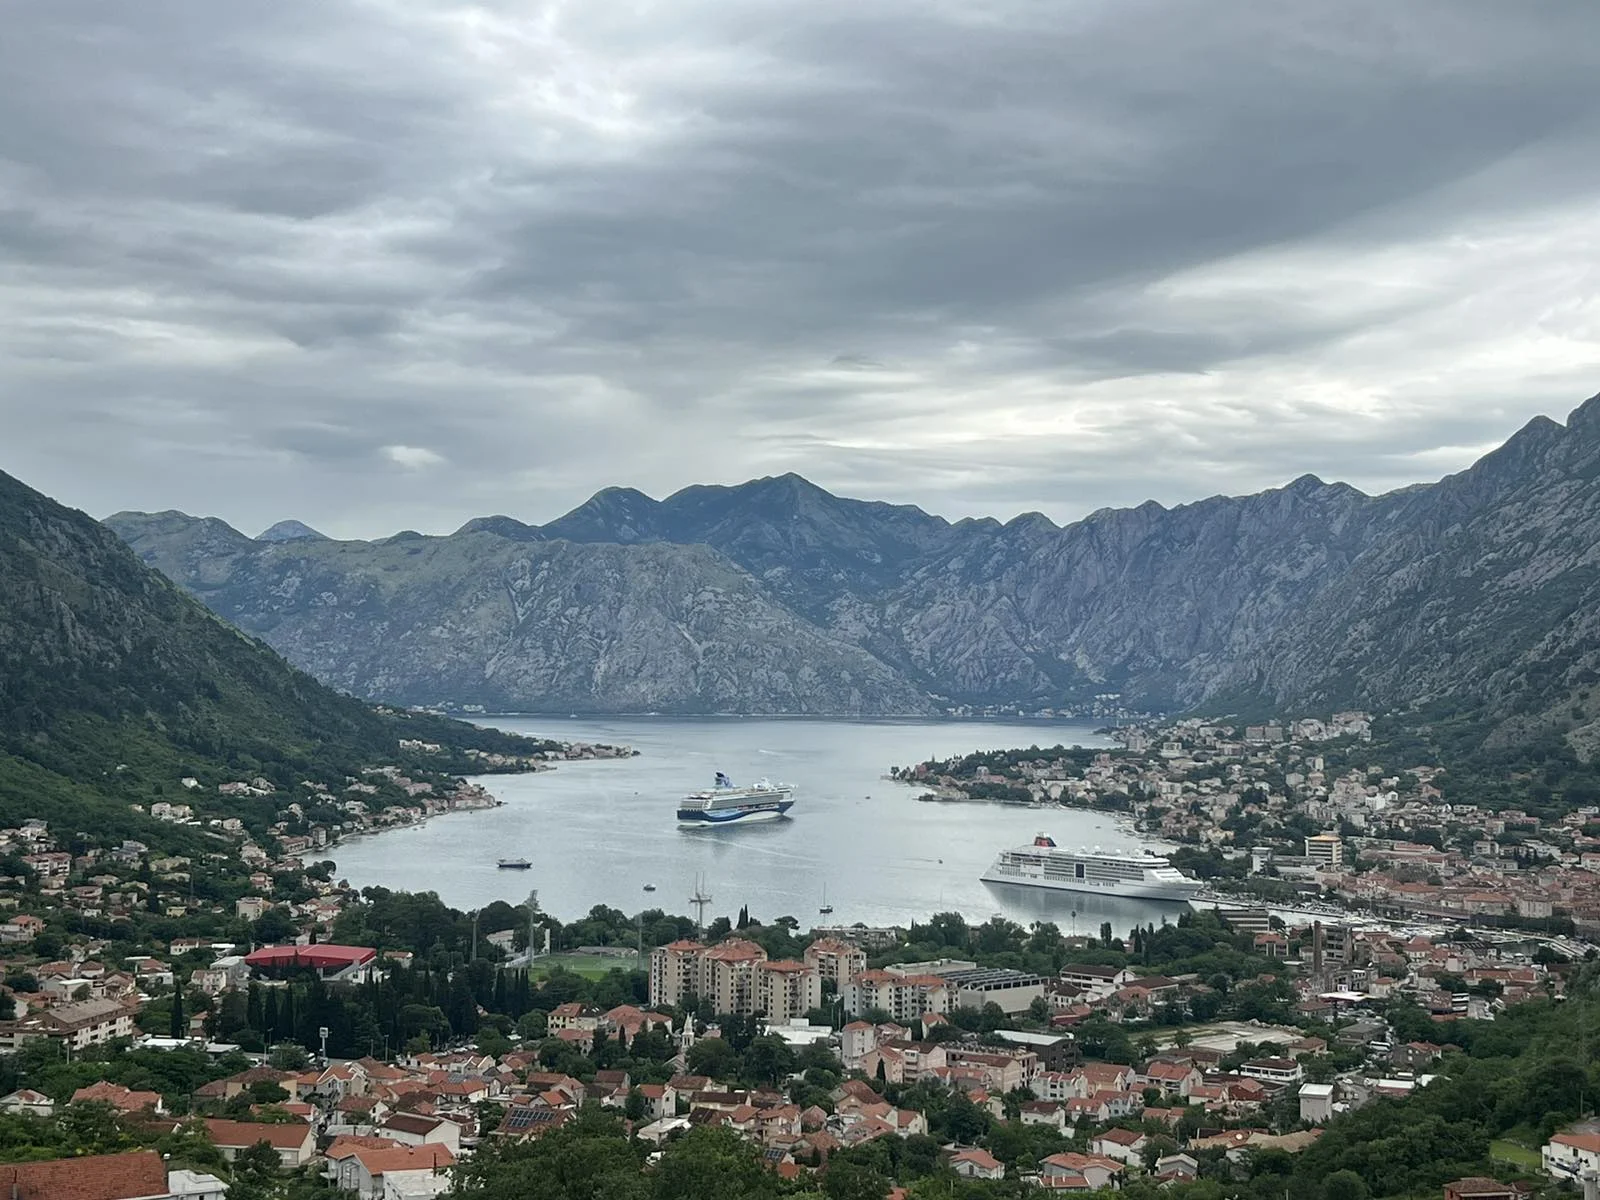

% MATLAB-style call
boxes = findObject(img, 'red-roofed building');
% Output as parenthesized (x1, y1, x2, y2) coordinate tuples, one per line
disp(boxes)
(949, 1147, 1004, 1180)
(648, 940, 706, 1009)
(1039, 1151, 1124, 1191)
(243, 944, 377, 981)
(1443, 1180, 1519, 1200)
(0, 1150, 169, 1200)
(756, 960, 822, 1022)
(1090, 1127, 1148, 1167)
(1544, 1130, 1600, 1180)
(202, 1117, 317, 1166)
(331, 1140, 455, 1199)
(554, 1026, 594, 1054)
(70, 1081, 165, 1115)
(1140, 1061, 1201, 1097)
(803, 938, 867, 991)
(378, 1113, 461, 1153)
(649, 938, 796, 1015)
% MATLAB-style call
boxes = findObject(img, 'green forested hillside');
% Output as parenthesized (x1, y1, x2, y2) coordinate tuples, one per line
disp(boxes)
(0, 467, 545, 847)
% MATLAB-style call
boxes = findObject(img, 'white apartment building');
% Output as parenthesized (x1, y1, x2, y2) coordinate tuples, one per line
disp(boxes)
(649, 938, 821, 1019)
(649, 940, 706, 1009)
(1544, 1132, 1600, 1182)
(756, 961, 822, 1023)
(1305, 833, 1343, 868)
(802, 937, 866, 992)
(1058, 964, 1136, 1000)
(842, 970, 951, 1022)
(0, 997, 136, 1052)
(1239, 1058, 1304, 1085)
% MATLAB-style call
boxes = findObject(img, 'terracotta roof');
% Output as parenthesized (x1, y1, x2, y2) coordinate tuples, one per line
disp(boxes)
(0, 1150, 168, 1200)
(1446, 1178, 1521, 1196)
(1553, 1132, 1600, 1153)
(70, 1082, 161, 1112)
(1095, 1127, 1144, 1145)
(328, 1135, 404, 1158)
(203, 1117, 313, 1150)
(702, 939, 766, 962)
(951, 1147, 1002, 1170)
(1144, 1062, 1193, 1081)
(352, 1144, 456, 1174)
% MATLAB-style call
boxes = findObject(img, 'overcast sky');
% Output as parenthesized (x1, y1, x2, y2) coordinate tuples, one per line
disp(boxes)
(3, 1, 1599, 538)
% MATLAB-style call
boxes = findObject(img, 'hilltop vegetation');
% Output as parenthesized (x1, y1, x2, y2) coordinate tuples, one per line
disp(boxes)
(0, 467, 550, 852)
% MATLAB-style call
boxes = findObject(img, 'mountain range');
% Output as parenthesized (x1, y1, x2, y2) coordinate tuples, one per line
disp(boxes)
(105, 393, 1600, 748)
(0, 467, 545, 844)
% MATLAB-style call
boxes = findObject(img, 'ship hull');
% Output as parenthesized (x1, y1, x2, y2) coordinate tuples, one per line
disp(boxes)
(980, 866, 1201, 902)
(677, 799, 795, 825)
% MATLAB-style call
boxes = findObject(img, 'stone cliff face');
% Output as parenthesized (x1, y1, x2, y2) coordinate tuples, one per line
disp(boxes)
(103, 517, 933, 715)
(1222, 405, 1600, 741)
(108, 393, 1600, 735)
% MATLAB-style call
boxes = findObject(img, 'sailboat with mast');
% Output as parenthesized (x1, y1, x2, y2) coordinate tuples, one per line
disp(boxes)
(819, 884, 833, 916)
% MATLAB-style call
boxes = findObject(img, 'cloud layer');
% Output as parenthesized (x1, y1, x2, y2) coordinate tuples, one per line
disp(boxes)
(3, 0, 1599, 537)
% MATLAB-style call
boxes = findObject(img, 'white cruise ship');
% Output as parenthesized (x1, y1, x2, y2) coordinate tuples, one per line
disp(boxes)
(981, 834, 1202, 901)
(677, 773, 796, 825)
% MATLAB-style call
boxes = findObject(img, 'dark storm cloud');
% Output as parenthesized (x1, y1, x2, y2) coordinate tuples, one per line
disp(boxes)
(1, 0, 1599, 536)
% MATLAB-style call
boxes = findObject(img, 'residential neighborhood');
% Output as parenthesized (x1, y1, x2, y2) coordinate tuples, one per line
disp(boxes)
(0, 715, 1592, 1198)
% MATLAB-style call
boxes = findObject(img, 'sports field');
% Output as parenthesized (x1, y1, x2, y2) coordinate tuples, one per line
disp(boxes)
(1489, 1139, 1541, 1170)
(527, 951, 643, 979)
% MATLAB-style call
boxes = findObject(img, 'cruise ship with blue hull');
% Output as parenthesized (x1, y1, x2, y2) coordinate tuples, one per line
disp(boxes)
(677, 773, 796, 825)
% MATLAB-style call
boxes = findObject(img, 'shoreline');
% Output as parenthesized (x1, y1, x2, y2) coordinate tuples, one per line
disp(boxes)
(322, 798, 506, 854)
(466, 711, 1119, 728)
(322, 749, 633, 859)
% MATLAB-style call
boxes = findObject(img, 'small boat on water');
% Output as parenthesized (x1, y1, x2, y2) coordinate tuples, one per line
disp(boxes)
(497, 858, 532, 870)
(643, 883, 657, 892)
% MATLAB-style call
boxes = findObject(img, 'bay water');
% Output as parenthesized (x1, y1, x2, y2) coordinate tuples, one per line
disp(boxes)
(328, 717, 1189, 936)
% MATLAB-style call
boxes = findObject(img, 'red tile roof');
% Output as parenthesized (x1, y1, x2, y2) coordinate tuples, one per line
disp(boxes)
(951, 1147, 1002, 1170)
(1096, 1127, 1145, 1145)
(70, 1081, 161, 1112)
(203, 1117, 314, 1150)
(0, 1151, 168, 1200)
(1553, 1132, 1600, 1153)
(243, 944, 375, 970)
(351, 1144, 456, 1174)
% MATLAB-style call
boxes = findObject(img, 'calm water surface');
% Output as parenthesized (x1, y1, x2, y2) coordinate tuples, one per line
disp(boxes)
(329, 717, 1187, 937)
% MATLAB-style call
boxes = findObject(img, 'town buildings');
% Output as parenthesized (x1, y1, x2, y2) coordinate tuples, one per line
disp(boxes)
(648, 938, 822, 1019)
(803, 937, 867, 991)
(0, 997, 138, 1053)
(1543, 1130, 1600, 1182)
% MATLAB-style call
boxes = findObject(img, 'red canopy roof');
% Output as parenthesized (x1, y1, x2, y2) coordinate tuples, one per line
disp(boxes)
(244, 944, 376, 970)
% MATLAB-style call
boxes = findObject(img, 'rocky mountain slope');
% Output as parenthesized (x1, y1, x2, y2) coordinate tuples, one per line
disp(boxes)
(106, 393, 1600, 741)
(103, 514, 931, 715)
(0, 468, 548, 840)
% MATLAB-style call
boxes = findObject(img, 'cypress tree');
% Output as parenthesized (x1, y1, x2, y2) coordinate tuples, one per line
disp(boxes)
(169, 981, 185, 1039)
